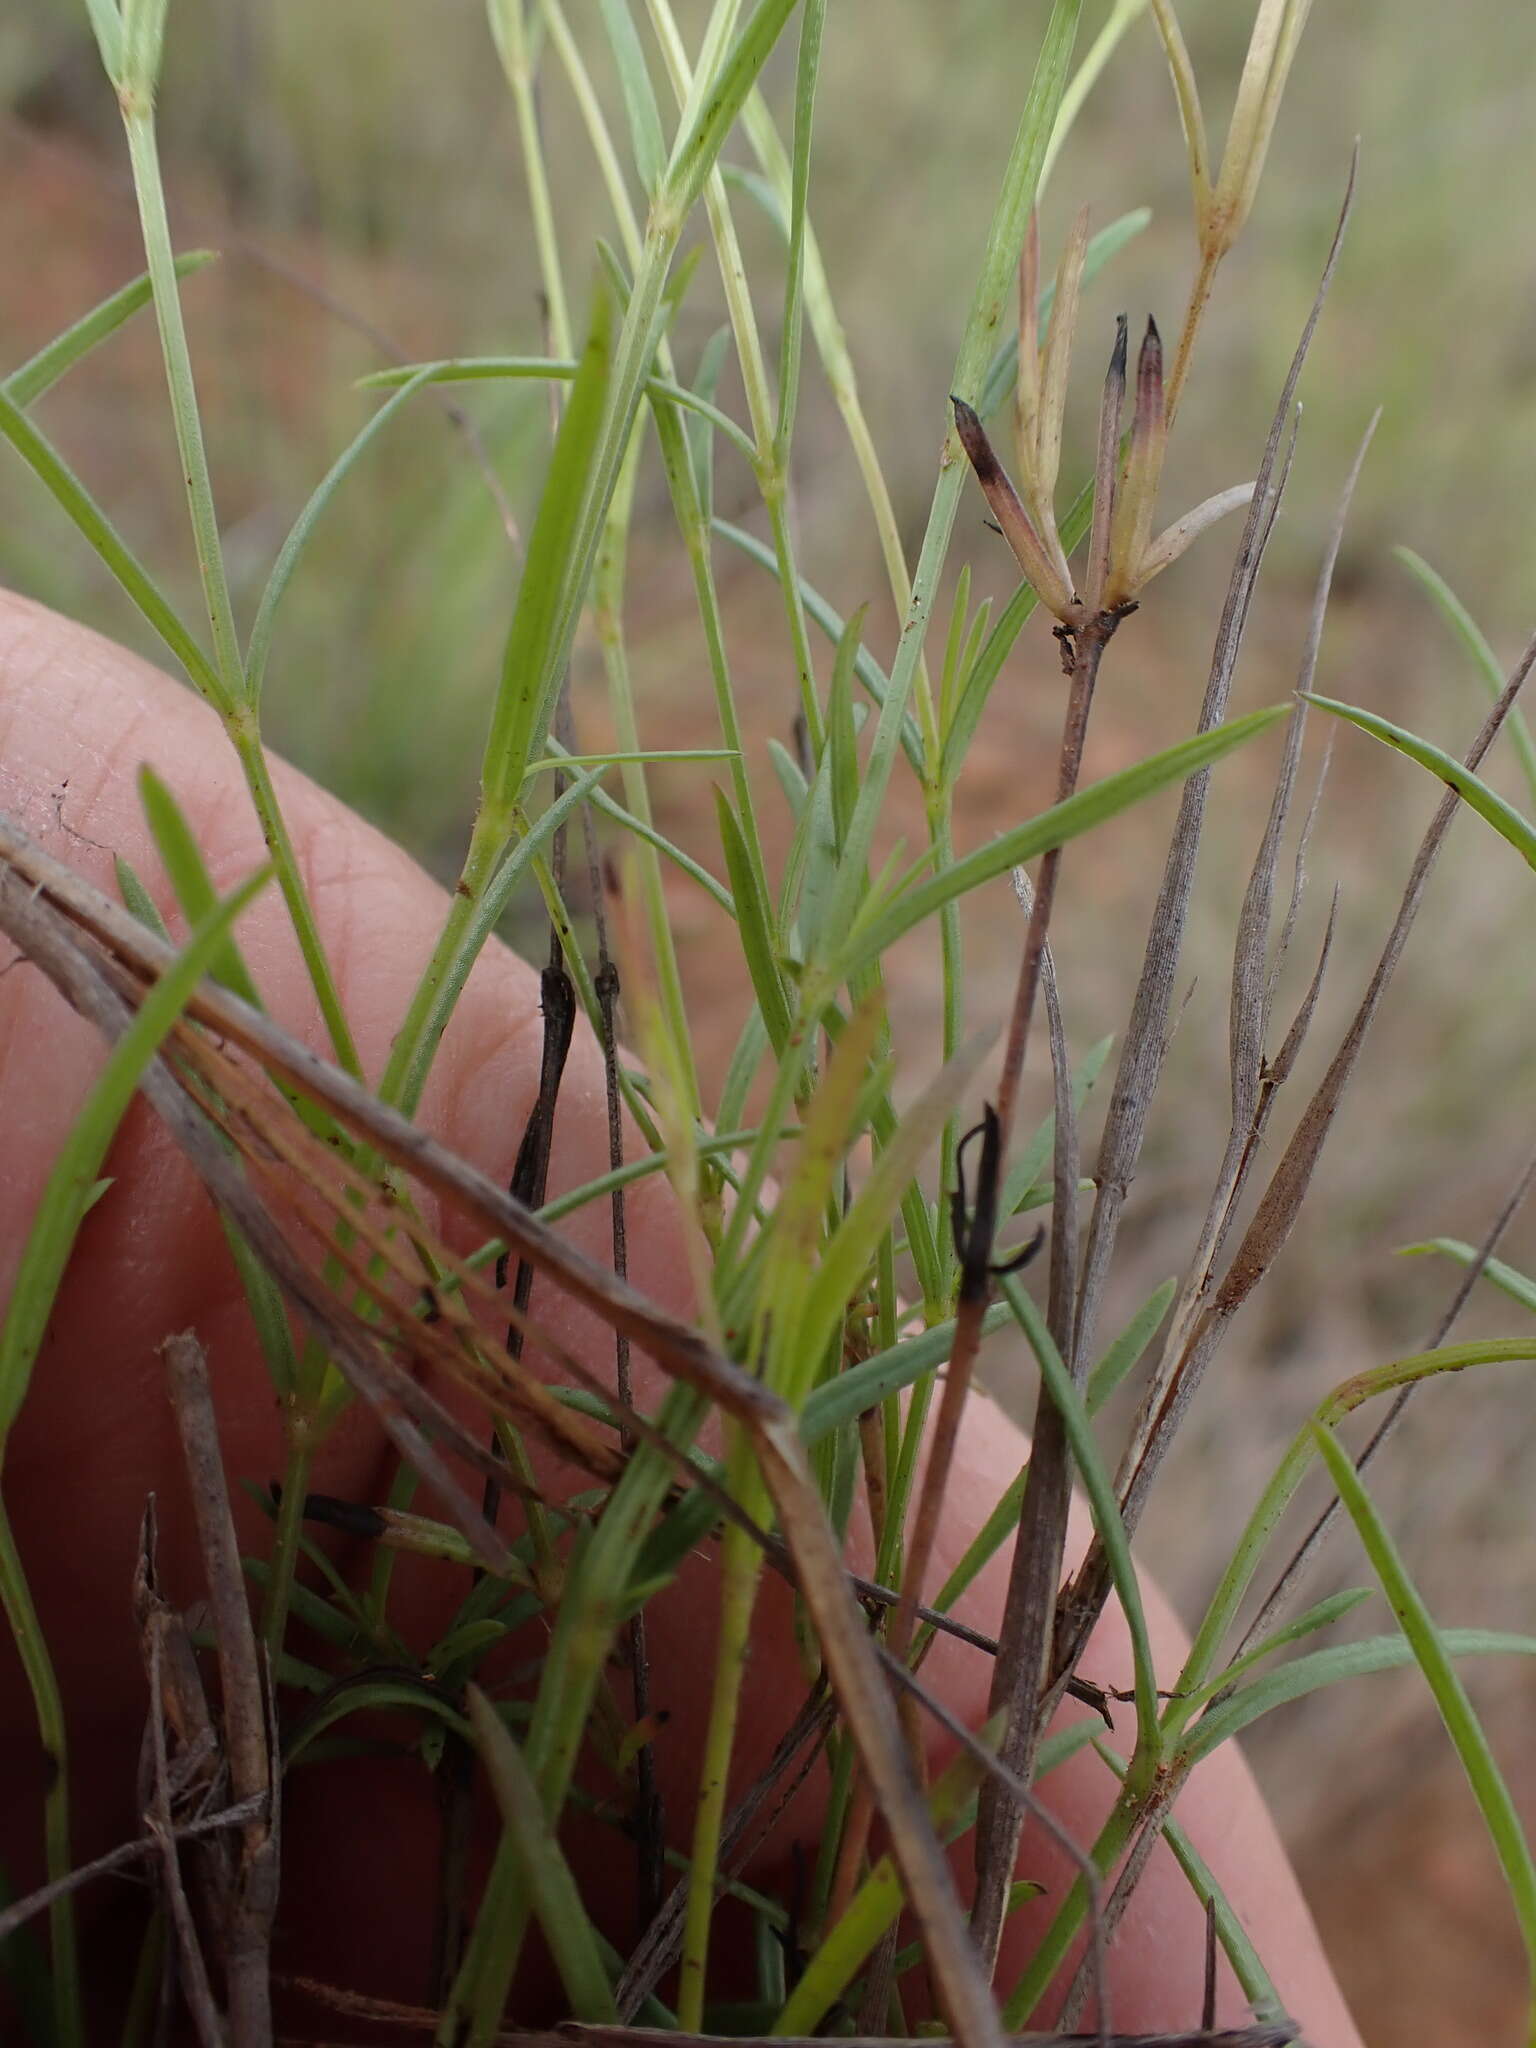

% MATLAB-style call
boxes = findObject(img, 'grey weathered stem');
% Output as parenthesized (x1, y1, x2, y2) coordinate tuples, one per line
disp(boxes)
(1072, 160, 1355, 1372)
(1055, 626, 1536, 1685)
(164, 1332, 277, 2047)
(968, 615, 1113, 1971)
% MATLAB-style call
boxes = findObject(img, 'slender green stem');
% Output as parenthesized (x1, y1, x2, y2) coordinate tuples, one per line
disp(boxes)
(230, 716, 364, 1078)
(491, 0, 574, 361)
(738, 88, 938, 754)
(649, 0, 824, 752)
(120, 105, 365, 1082)
(678, 1453, 766, 2028)
(999, 1781, 1139, 2026)
(649, 398, 779, 922)
(0, 1490, 82, 2048)
(377, 805, 510, 1115)
(595, 427, 704, 1123)
(120, 110, 243, 713)
(261, 1432, 316, 1655)
(540, 1, 645, 265)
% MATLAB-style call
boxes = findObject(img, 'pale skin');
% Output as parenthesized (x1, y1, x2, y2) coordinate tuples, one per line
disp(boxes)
(0, 590, 1363, 2041)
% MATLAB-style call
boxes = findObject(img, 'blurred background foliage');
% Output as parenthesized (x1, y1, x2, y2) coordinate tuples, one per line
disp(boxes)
(3, 2, 1535, 2035)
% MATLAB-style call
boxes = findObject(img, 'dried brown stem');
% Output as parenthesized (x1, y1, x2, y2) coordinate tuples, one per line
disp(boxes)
(1055, 624, 1536, 1688)
(164, 1330, 278, 2047)
(136, 1508, 226, 2048)
(1073, 159, 1355, 1372)
(615, 1689, 834, 2019)
(1142, 415, 1374, 1400)
(969, 616, 1117, 1970)
(0, 1794, 266, 1944)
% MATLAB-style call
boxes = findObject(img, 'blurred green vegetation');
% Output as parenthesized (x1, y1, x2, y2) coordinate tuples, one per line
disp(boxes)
(4, 0, 1536, 862)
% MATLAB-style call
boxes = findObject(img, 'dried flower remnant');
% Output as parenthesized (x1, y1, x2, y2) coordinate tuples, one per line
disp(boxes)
(1151, 0, 1316, 416)
(954, 301, 1252, 627)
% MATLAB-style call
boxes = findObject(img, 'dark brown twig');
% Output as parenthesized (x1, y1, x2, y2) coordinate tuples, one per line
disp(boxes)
(970, 606, 1123, 1966)
(0, 1794, 267, 1944)
(874, 1646, 1110, 2048)
(614, 1686, 834, 2019)
(164, 1331, 278, 2047)
(135, 1505, 225, 2048)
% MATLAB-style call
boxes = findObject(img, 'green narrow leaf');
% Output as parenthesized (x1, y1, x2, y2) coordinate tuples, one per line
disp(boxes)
(572, 770, 735, 916)
(598, 0, 668, 194)
(714, 788, 793, 1054)
(363, 356, 757, 466)
(842, 704, 1289, 981)
(389, 765, 608, 1121)
(114, 854, 171, 940)
(793, 1032, 995, 1384)
(772, 1725, 999, 2036)
(1093, 1740, 1287, 2024)
(660, 0, 803, 222)
(767, 736, 810, 818)
(0, 864, 271, 1438)
(285, 1678, 471, 1766)
(1184, 1629, 1536, 1765)
(800, 1305, 1015, 1446)
(522, 748, 739, 773)
(1399, 1237, 1536, 1318)
(1177, 1587, 1375, 1715)
(245, 366, 436, 702)
(131, 773, 309, 1402)
(773, 0, 827, 459)
(1311, 1419, 1536, 2006)
(1394, 545, 1536, 808)
(795, 611, 867, 961)
(1086, 1275, 1175, 1417)
(482, 285, 615, 812)
(474, 1680, 641, 1964)
(3, 252, 217, 410)
(1161, 1807, 1287, 2021)
(137, 766, 263, 1008)
(0, 384, 224, 707)
(1303, 691, 1536, 871)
